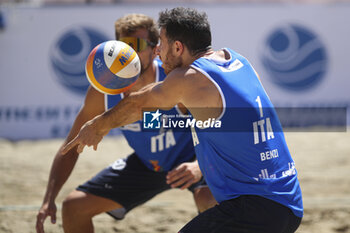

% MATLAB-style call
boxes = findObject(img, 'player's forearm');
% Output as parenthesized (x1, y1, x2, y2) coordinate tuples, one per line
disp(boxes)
(97, 92, 145, 131)
(42, 112, 89, 202)
(42, 149, 79, 203)
(89, 82, 176, 135)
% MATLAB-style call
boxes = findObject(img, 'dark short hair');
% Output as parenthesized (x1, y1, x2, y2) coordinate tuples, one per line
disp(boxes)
(158, 7, 212, 56)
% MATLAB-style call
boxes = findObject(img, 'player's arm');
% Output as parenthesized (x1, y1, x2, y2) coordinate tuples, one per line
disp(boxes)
(42, 87, 105, 202)
(62, 67, 195, 154)
(36, 87, 105, 233)
(105, 67, 189, 123)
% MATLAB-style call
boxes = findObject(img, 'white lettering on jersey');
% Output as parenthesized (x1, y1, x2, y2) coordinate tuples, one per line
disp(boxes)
(282, 162, 296, 177)
(258, 168, 276, 179)
(253, 95, 274, 145)
(253, 117, 275, 144)
(191, 127, 200, 146)
(266, 117, 275, 140)
(151, 129, 176, 153)
(165, 129, 176, 149)
(120, 123, 141, 132)
(260, 149, 279, 161)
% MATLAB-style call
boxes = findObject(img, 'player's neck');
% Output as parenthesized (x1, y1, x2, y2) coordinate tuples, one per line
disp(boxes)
(184, 48, 214, 66)
(139, 60, 156, 84)
(203, 49, 229, 62)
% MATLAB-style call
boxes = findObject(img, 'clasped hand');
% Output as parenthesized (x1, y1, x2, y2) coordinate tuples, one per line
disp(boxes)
(166, 161, 202, 190)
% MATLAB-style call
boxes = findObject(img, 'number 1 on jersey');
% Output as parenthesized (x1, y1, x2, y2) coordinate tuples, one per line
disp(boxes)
(253, 95, 274, 144)
(255, 95, 263, 118)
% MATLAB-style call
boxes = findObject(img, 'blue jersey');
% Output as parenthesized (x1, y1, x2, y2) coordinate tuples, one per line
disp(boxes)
(105, 59, 194, 172)
(190, 48, 303, 218)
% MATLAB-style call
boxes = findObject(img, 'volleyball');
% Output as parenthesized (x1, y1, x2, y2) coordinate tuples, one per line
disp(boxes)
(85, 40, 141, 95)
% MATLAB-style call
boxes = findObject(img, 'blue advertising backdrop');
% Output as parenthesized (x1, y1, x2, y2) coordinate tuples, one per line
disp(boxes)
(0, 5, 349, 140)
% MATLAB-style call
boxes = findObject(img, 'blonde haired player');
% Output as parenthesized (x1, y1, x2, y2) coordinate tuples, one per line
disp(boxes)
(36, 13, 215, 233)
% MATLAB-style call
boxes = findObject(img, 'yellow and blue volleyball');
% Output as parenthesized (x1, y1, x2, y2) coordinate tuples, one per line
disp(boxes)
(85, 40, 141, 95)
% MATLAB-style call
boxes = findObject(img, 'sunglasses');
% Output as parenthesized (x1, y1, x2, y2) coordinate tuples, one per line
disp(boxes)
(119, 37, 156, 52)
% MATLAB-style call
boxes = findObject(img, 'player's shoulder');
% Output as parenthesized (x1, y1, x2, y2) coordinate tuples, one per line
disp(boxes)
(162, 66, 206, 92)
(169, 66, 202, 79)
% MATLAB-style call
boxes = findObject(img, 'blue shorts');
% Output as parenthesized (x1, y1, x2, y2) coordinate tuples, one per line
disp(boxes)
(77, 153, 206, 219)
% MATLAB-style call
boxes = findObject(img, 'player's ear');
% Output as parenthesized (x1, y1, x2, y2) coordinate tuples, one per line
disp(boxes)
(152, 45, 159, 59)
(174, 40, 184, 55)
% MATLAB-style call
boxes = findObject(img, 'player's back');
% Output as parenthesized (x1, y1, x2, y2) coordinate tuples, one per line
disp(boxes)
(190, 48, 303, 218)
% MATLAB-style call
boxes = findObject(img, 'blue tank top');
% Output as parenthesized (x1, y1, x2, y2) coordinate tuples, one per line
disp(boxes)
(105, 59, 194, 172)
(190, 48, 303, 217)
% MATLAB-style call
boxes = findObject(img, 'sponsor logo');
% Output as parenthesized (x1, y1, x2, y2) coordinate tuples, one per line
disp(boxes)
(142, 110, 222, 130)
(150, 160, 163, 172)
(119, 47, 134, 65)
(50, 26, 108, 95)
(110, 158, 127, 170)
(261, 24, 328, 91)
(254, 162, 297, 181)
(218, 59, 244, 72)
(143, 110, 162, 129)
(108, 44, 115, 57)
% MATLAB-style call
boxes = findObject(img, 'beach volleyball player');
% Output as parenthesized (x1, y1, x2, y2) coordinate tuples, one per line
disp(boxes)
(63, 7, 303, 233)
(36, 14, 215, 233)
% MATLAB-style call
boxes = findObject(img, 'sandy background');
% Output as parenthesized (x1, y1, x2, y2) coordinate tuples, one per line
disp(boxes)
(1, 131, 350, 233)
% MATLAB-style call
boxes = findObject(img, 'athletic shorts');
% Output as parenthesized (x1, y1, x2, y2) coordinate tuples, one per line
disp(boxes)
(179, 195, 302, 233)
(77, 153, 207, 219)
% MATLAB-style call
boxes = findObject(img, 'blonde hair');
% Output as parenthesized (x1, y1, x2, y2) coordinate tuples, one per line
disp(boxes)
(115, 14, 159, 47)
